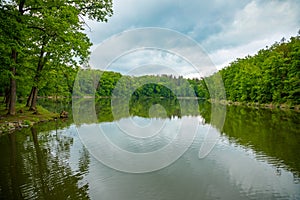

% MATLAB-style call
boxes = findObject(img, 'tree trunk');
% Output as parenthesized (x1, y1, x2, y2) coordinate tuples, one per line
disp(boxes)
(28, 41, 47, 112)
(30, 87, 38, 111)
(8, 50, 17, 115)
(5, 86, 10, 109)
(8, 70, 17, 115)
(7, 1, 26, 115)
(26, 87, 34, 107)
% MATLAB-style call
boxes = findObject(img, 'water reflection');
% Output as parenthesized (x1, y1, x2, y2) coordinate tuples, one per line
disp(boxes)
(0, 98, 299, 199)
(0, 123, 90, 199)
(205, 104, 300, 178)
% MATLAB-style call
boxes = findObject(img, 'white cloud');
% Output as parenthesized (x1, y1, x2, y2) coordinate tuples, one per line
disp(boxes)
(108, 49, 200, 78)
(90, 28, 217, 78)
(85, 0, 250, 44)
(86, 0, 300, 75)
(200, 0, 300, 69)
(209, 37, 274, 69)
(202, 0, 300, 51)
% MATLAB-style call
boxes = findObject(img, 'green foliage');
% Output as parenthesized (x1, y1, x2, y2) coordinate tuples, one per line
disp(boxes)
(0, 2, 298, 110)
(23, 119, 31, 126)
(97, 71, 122, 97)
(212, 34, 300, 105)
(73, 70, 209, 99)
(0, 0, 113, 109)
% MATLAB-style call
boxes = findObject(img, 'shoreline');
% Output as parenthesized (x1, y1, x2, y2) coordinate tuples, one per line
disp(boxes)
(209, 99, 300, 112)
(0, 104, 60, 134)
(1, 98, 298, 134)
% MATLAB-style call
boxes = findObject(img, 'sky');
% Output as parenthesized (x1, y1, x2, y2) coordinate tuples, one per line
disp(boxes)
(85, 0, 300, 78)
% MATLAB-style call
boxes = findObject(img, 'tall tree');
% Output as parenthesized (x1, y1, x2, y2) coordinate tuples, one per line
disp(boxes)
(0, 1, 28, 114)
(0, 0, 113, 113)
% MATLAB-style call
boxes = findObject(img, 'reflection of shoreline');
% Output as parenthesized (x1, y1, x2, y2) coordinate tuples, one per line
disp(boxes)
(1, 98, 299, 199)
(72, 96, 206, 99)
(206, 104, 300, 178)
(209, 99, 300, 112)
(0, 122, 90, 199)
(55, 97, 300, 178)
(177, 97, 205, 100)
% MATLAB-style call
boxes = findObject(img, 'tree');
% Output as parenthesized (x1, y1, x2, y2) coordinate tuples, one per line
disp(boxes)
(0, 1, 28, 114)
(216, 34, 300, 105)
(0, 0, 113, 114)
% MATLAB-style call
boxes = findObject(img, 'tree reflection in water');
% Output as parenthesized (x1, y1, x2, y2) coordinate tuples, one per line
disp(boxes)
(0, 98, 299, 199)
(0, 123, 90, 200)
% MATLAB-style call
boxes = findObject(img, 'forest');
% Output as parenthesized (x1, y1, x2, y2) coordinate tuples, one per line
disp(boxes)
(215, 34, 300, 105)
(0, 0, 299, 116)
(73, 70, 209, 99)
(52, 33, 300, 107)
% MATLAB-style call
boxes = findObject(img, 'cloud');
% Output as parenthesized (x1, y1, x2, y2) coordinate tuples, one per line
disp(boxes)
(85, 0, 300, 77)
(202, 0, 300, 51)
(209, 38, 275, 69)
(90, 28, 216, 78)
(85, 0, 252, 45)
(203, 0, 300, 69)
(107, 49, 197, 78)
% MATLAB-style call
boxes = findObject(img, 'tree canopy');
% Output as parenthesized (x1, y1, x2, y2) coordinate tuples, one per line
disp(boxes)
(0, 0, 113, 114)
(214, 34, 300, 105)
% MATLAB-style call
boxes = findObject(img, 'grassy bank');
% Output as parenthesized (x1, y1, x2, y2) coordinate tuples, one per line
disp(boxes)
(0, 103, 59, 134)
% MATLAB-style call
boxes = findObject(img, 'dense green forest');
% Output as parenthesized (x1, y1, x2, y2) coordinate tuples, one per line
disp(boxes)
(73, 70, 209, 99)
(215, 34, 300, 105)
(1, 0, 299, 118)
(71, 33, 300, 107)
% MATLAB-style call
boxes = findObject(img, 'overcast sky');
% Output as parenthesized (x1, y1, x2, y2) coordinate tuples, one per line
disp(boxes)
(85, 0, 300, 78)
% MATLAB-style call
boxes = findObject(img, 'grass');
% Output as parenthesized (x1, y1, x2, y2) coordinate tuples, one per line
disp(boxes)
(0, 103, 59, 133)
(0, 104, 58, 123)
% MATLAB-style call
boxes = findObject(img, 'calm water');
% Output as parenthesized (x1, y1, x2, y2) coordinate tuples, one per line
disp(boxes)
(0, 98, 299, 200)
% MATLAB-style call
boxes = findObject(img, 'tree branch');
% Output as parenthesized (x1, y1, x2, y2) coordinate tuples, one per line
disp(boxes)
(28, 26, 46, 32)
(79, 14, 92, 32)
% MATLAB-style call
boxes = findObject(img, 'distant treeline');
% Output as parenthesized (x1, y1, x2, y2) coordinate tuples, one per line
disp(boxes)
(73, 70, 209, 99)
(75, 33, 300, 105)
(1, 33, 299, 106)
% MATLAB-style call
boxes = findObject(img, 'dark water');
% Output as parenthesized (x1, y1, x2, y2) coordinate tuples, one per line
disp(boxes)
(0, 98, 299, 200)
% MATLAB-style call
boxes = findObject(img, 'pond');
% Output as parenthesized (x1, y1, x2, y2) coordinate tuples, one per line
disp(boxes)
(0, 98, 299, 199)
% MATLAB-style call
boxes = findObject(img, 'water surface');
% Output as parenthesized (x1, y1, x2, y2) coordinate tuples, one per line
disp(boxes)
(0, 99, 299, 199)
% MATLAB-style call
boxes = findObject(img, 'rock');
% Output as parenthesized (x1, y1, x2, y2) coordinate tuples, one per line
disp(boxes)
(60, 110, 68, 118)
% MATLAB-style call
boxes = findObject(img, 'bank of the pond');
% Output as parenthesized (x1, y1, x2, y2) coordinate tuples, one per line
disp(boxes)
(210, 99, 300, 112)
(0, 104, 60, 134)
